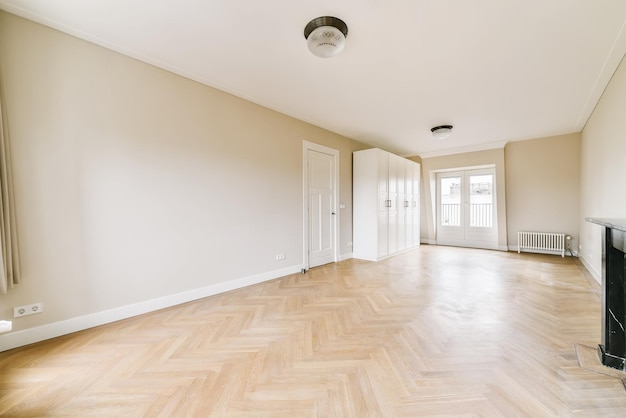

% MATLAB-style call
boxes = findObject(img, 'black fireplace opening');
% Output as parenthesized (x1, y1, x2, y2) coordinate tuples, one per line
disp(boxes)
(600, 225, 626, 370)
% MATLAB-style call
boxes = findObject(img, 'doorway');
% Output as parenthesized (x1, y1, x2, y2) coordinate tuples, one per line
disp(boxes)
(303, 141, 339, 269)
(436, 167, 497, 249)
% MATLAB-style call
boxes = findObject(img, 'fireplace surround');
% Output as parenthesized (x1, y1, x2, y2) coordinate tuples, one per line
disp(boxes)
(587, 218, 626, 370)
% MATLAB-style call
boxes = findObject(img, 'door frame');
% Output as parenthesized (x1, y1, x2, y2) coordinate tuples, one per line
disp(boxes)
(302, 140, 339, 271)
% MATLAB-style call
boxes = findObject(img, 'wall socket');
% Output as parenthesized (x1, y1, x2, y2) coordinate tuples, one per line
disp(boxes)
(275, 253, 286, 261)
(14, 303, 43, 318)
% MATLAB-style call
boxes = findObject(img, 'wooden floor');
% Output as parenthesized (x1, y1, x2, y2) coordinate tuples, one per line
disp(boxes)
(1, 245, 626, 417)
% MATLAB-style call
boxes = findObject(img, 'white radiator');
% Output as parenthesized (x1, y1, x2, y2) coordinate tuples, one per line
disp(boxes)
(517, 232, 565, 257)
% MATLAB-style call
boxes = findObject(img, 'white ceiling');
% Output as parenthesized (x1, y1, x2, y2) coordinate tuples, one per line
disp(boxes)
(1, 0, 625, 157)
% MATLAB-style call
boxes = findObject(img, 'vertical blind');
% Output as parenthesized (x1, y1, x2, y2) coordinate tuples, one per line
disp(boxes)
(0, 92, 20, 294)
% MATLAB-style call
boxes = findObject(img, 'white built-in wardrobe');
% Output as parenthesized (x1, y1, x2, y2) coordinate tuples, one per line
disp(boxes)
(353, 148, 421, 261)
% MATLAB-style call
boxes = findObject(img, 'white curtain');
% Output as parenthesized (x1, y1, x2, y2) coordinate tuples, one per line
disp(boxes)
(0, 91, 20, 294)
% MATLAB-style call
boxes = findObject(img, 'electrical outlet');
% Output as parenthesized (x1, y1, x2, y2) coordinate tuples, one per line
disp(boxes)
(14, 303, 43, 318)
(275, 253, 286, 261)
(30, 303, 43, 314)
(14, 305, 27, 317)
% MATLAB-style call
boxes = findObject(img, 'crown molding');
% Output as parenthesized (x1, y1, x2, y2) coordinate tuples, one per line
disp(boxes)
(416, 140, 509, 159)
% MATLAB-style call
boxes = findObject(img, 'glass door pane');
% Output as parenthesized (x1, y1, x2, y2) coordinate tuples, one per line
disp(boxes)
(440, 176, 461, 226)
(469, 174, 493, 228)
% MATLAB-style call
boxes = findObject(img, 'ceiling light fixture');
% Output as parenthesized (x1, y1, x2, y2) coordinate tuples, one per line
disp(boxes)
(304, 16, 348, 58)
(431, 125, 453, 139)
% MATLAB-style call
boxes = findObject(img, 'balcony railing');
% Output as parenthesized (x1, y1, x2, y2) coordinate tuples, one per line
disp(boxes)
(440, 203, 493, 227)
(441, 203, 461, 226)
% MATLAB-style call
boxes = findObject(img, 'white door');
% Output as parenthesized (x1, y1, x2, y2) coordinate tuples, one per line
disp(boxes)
(436, 168, 497, 249)
(377, 151, 390, 259)
(406, 162, 421, 247)
(396, 158, 407, 252)
(387, 155, 399, 255)
(307, 149, 336, 268)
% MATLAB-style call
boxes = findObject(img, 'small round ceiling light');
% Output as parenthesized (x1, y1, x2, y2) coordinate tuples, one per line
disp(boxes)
(304, 16, 348, 58)
(431, 125, 454, 140)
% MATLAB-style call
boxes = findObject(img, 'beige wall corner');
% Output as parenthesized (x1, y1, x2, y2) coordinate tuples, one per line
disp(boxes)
(579, 56, 626, 282)
(504, 133, 581, 253)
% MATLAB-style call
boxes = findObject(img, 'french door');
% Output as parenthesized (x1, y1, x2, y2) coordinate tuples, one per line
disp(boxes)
(436, 168, 497, 249)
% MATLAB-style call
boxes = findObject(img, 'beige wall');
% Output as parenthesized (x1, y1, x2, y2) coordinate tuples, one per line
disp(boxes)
(0, 12, 367, 344)
(579, 56, 626, 280)
(504, 133, 581, 252)
(416, 148, 508, 249)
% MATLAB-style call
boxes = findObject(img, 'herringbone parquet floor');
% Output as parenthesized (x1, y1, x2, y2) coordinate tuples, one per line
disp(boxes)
(1, 245, 626, 417)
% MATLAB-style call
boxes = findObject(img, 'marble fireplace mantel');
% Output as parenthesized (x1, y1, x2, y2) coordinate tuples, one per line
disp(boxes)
(587, 218, 626, 370)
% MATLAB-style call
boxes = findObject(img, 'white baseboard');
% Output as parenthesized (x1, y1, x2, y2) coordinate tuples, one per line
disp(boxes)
(0, 264, 303, 352)
(421, 239, 436, 245)
(579, 255, 601, 284)
(339, 252, 353, 261)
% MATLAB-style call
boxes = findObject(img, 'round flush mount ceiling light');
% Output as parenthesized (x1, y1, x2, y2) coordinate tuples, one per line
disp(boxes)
(304, 16, 348, 58)
(431, 125, 454, 140)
